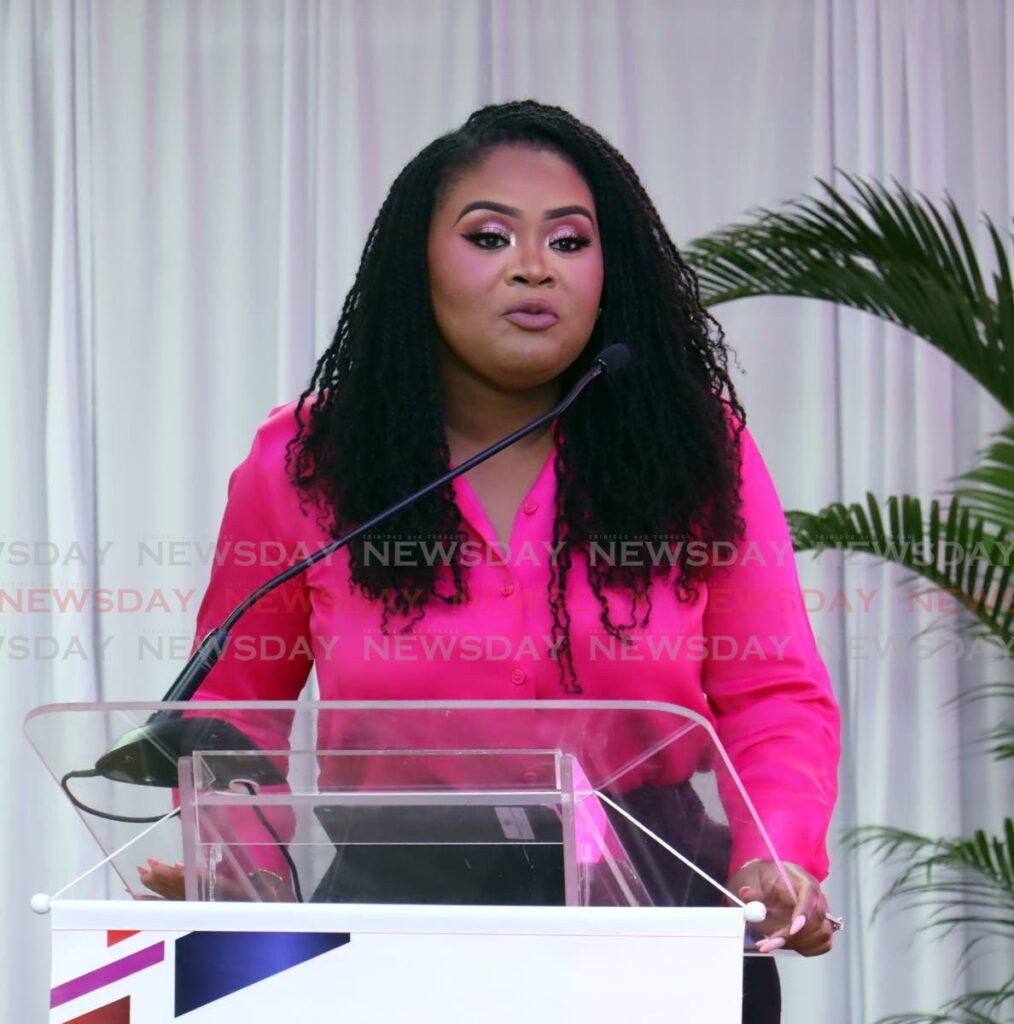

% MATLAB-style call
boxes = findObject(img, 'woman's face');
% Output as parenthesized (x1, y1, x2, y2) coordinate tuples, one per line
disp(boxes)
(427, 144, 604, 393)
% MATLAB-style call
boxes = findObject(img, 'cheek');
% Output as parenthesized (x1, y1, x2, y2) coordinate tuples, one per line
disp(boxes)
(576, 257, 605, 313)
(429, 243, 497, 318)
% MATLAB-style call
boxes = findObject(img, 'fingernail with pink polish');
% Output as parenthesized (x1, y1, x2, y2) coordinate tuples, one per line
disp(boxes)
(790, 914, 807, 936)
(757, 937, 786, 954)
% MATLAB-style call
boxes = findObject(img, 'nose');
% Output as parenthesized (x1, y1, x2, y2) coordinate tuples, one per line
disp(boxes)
(506, 237, 555, 287)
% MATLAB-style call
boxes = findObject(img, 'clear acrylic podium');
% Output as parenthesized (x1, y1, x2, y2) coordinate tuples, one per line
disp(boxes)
(27, 700, 788, 1023)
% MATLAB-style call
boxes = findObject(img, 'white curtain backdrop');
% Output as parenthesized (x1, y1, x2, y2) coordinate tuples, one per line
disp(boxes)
(2, 1, 1011, 1021)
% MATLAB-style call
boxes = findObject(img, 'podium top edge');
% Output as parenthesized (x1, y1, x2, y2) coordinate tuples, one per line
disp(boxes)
(47, 898, 746, 940)
(25, 699, 711, 730)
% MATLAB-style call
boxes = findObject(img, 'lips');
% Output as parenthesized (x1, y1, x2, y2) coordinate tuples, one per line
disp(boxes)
(502, 300, 559, 331)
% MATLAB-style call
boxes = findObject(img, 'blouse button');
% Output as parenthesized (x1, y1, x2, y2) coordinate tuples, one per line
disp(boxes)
(500, 581, 515, 596)
(523, 500, 538, 515)
(511, 668, 526, 686)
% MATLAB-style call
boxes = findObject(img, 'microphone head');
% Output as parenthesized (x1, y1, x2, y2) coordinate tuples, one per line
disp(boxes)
(95, 717, 286, 788)
(594, 343, 632, 375)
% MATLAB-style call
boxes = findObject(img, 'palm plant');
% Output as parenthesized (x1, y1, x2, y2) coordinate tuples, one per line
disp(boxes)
(684, 174, 1014, 1024)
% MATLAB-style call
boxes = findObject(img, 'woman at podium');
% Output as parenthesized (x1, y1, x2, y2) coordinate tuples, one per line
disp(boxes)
(139, 99, 841, 1023)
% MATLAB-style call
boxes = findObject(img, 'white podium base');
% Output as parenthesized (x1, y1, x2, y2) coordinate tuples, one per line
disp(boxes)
(48, 900, 745, 1023)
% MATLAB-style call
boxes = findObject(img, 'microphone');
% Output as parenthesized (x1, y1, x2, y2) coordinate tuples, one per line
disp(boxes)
(89, 344, 632, 794)
(594, 343, 630, 375)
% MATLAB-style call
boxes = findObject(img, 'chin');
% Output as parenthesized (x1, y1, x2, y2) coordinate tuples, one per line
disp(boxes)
(491, 354, 577, 391)
(497, 335, 588, 377)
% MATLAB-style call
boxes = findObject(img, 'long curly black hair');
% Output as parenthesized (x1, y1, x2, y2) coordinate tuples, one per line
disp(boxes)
(287, 99, 746, 694)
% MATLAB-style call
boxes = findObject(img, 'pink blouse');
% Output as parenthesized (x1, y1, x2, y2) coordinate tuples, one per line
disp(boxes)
(190, 402, 840, 881)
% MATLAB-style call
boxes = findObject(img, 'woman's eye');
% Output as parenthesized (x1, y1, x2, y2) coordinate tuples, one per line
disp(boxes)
(463, 231, 509, 250)
(551, 236, 591, 254)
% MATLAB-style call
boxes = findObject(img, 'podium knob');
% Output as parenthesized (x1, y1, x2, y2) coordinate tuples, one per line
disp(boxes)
(30, 893, 51, 915)
(743, 900, 766, 924)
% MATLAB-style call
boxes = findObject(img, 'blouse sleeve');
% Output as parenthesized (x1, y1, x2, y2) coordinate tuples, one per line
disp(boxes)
(182, 404, 314, 879)
(189, 404, 313, 705)
(701, 425, 841, 881)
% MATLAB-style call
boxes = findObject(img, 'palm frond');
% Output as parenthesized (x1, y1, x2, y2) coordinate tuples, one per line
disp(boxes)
(845, 821, 1014, 916)
(952, 423, 1014, 533)
(943, 683, 1014, 760)
(684, 173, 1014, 413)
(980, 722, 1014, 761)
(877, 979, 1014, 1024)
(947, 683, 1014, 706)
(787, 493, 1014, 647)
(844, 822, 1014, 974)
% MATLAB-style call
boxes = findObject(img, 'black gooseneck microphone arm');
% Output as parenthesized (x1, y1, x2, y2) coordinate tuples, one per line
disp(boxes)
(67, 344, 631, 894)
(160, 343, 632, 704)
(82, 343, 630, 800)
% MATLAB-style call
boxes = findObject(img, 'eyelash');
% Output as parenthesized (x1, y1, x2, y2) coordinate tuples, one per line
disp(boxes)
(462, 231, 592, 254)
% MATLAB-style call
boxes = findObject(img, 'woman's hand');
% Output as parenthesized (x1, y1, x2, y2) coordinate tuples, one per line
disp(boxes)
(136, 858, 292, 902)
(727, 859, 838, 957)
(136, 858, 186, 900)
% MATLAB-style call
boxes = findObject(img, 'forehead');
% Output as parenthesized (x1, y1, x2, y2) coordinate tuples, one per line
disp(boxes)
(435, 145, 597, 219)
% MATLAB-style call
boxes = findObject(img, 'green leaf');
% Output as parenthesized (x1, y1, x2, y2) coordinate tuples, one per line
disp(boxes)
(876, 978, 1013, 1024)
(685, 174, 1014, 413)
(787, 494, 1013, 648)
(952, 423, 1014, 534)
(843, 822, 1014, 969)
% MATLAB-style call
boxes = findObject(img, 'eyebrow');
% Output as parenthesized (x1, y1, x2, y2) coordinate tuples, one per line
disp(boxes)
(453, 200, 596, 226)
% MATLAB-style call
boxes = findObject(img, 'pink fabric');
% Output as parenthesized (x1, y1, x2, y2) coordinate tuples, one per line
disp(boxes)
(191, 402, 840, 881)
